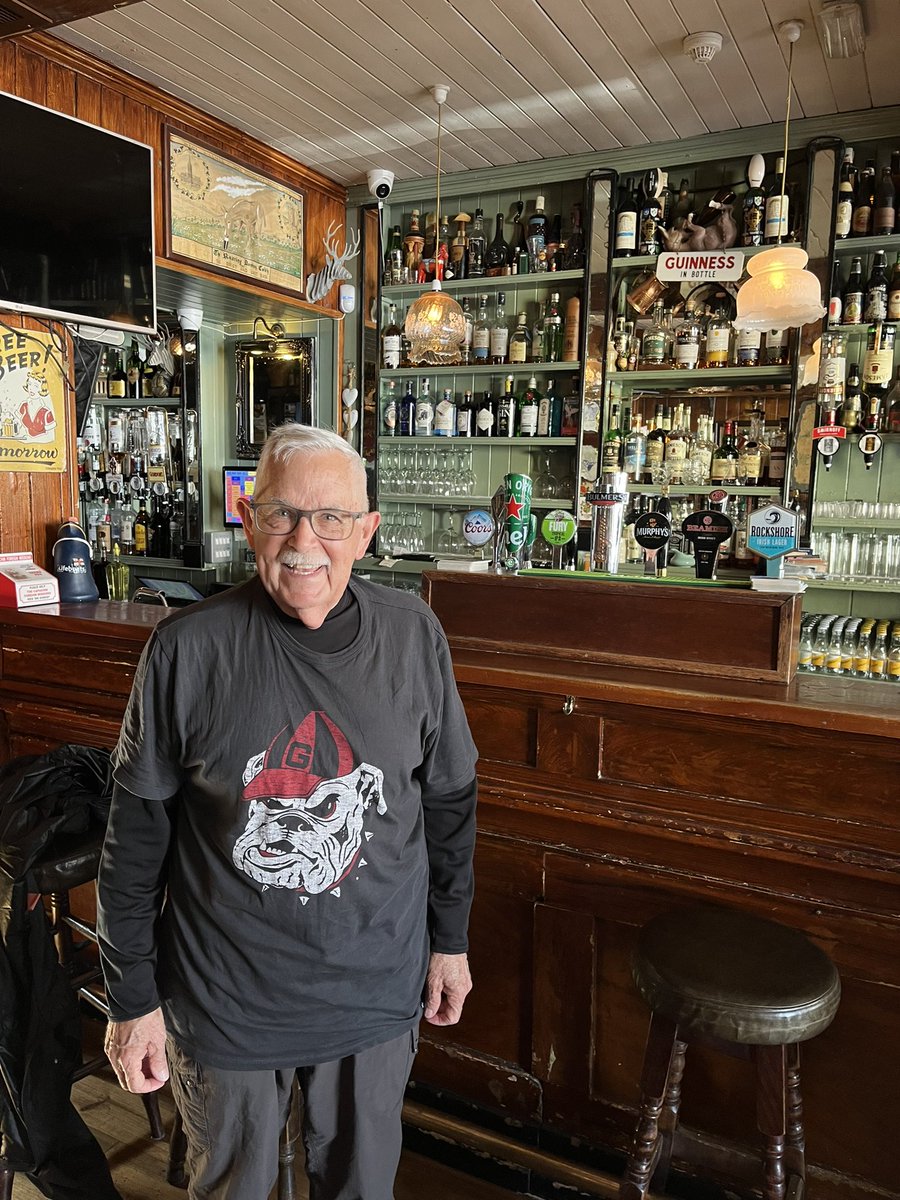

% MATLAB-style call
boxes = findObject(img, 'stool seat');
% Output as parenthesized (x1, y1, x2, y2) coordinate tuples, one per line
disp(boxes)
(31, 827, 104, 893)
(634, 905, 841, 1045)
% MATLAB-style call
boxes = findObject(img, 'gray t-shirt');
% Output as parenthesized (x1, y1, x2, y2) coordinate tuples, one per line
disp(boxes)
(110, 575, 477, 1068)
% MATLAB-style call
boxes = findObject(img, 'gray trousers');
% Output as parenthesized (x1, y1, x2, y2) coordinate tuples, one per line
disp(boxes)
(166, 1029, 417, 1200)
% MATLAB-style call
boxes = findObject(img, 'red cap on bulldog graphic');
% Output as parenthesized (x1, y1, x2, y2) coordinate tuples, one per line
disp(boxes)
(243, 711, 354, 800)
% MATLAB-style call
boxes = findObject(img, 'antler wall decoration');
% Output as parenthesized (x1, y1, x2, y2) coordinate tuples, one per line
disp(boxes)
(306, 220, 361, 304)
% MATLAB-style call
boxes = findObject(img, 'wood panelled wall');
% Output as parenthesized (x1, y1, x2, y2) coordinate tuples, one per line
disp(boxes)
(0, 33, 347, 570)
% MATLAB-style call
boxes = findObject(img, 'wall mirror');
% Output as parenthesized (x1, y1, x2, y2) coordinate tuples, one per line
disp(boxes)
(235, 335, 317, 459)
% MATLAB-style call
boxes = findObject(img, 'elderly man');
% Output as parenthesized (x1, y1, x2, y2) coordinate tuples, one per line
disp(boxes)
(98, 424, 477, 1200)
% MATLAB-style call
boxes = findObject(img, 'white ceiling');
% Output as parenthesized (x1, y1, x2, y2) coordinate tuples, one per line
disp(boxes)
(51, 0, 900, 188)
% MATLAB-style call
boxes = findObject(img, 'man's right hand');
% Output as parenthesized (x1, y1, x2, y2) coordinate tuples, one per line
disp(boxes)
(104, 1007, 170, 1093)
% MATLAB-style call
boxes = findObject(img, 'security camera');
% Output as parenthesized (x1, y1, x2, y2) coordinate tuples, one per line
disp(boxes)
(367, 169, 395, 200)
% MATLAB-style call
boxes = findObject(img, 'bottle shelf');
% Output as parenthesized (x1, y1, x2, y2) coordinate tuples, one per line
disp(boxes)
(378, 494, 573, 510)
(604, 365, 792, 386)
(833, 234, 900, 257)
(623, 482, 782, 495)
(813, 518, 900, 530)
(381, 361, 581, 380)
(379, 436, 576, 447)
(610, 243, 803, 270)
(91, 394, 182, 405)
(382, 268, 584, 298)
(802, 577, 900, 592)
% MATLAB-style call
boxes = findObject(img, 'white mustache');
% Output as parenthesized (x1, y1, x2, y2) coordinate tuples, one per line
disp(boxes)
(278, 552, 328, 570)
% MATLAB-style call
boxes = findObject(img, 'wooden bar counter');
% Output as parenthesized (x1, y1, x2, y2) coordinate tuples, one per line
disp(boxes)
(2, 583, 899, 1199)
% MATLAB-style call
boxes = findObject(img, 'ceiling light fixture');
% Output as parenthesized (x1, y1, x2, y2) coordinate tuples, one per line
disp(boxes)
(733, 20, 825, 334)
(816, 1, 866, 59)
(682, 32, 723, 65)
(403, 85, 466, 365)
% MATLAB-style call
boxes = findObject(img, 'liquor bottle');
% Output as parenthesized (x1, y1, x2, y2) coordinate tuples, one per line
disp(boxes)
(384, 224, 403, 284)
(490, 292, 510, 364)
(133, 496, 150, 556)
(474, 391, 496, 437)
(381, 379, 398, 437)
(735, 325, 763, 367)
(873, 167, 896, 237)
(434, 387, 456, 437)
(693, 414, 716, 482)
(765, 327, 790, 365)
(119, 495, 134, 555)
(842, 257, 864, 325)
(889, 253, 900, 321)
(472, 294, 491, 363)
(517, 376, 541, 438)
(526, 195, 547, 271)
(639, 170, 663, 255)
(852, 160, 875, 236)
(840, 362, 863, 431)
(862, 321, 896, 428)
(672, 178, 692, 229)
(436, 214, 451, 281)
(737, 409, 768, 485)
(456, 390, 474, 438)
(640, 302, 669, 367)
(673, 308, 702, 369)
(564, 202, 585, 270)
(827, 259, 843, 325)
(562, 296, 580, 361)
(496, 375, 517, 437)
(601, 403, 624, 472)
(710, 420, 739, 483)
(893, 149, 900, 198)
(694, 186, 737, 229)
(105, 542, 130, 601)
(764, 157, 789, 243)
(124, 345, 140, 398)
(864, 250, 889, 322)
(887, 368, 900, 433)
(404, 209, 424, 278)
(643, 405, 667, 482)
(704, 305, 731, 367)
(449, 212, 469, 280)
(834, 148, 855, 238)
(741, 154, 766, 246)
(398, 380, 416, 437)
(414, 378, 434, 436)
(507, 200, 528, 273)
(466, 209, 486, 278)
(150, 496, 172, 559)
(141, 359, 155, 399)
(560, 378, 580, 437)
(664, 403, 690, 483)
(485, 213, 510, 277)
(537, 379, 562, 437)
(382, 302, 402, 369)
(399, 305, 412, 367)
(420, 213, 436, 283)
(541, 292, 563, 363)
(544, 213, 562, 271)
(614, 180, 638, 256)
(623, 414, 647, 480)
(508, 311, 532, 364)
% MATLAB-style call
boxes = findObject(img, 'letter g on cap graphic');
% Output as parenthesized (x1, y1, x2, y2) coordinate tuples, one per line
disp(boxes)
(243, 711, 354, 800)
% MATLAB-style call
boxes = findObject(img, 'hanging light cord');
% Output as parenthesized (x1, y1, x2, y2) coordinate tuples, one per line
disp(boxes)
(778, 35, 794, 244)
(435, 101, 443, 279)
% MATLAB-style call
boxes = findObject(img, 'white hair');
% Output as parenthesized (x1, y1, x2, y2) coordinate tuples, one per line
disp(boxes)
(256, 424, 368, 505)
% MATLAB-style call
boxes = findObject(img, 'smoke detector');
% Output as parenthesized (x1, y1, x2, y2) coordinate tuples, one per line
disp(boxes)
(683, 32, 723, 63)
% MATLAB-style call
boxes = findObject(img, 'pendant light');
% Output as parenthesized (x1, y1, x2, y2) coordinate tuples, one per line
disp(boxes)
(732, 20, 826, 334)
(404, 85, 466, 365)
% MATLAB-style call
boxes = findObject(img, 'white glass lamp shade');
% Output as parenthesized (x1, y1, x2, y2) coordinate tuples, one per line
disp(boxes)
(816, 2, 865, 58)
(404, 281, 466, 365)
(732, 246, 825, 333)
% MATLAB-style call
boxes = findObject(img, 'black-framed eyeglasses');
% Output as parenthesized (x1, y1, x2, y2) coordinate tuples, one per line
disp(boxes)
(249, 502, 366, 541)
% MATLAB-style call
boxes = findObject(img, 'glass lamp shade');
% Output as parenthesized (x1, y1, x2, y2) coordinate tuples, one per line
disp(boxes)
(404, 281, 466, 365)
(816, 2, 865, 58)
(732, 246, 825, 333)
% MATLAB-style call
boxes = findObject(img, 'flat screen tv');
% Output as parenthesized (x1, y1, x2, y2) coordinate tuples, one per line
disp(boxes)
(223, 466, 257, 527)
(0, 91, 156, 334)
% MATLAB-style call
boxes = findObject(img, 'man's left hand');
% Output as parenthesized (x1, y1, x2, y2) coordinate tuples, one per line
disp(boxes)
(423, 951, 472, 1025)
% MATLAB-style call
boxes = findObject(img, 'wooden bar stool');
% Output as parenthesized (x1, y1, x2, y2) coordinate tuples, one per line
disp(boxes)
(621, 905, 840, 1200)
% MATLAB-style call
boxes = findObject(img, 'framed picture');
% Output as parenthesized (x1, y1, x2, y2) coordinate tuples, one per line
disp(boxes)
(164, 128, 305, 297)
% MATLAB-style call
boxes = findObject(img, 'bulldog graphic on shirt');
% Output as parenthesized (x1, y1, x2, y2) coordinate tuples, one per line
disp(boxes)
(233, 711, 386, 895)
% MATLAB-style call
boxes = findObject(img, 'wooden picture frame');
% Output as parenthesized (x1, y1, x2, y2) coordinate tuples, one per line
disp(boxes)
(163, 127, 305, 297)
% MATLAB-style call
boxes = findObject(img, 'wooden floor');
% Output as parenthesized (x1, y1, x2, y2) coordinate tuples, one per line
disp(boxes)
(10, 1058, 522, 1200)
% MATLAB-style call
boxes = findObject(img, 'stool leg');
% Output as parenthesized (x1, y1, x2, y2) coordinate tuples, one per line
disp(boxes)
(620, 1011, 679, 1200)
(652, 1036, 688, 1191)
(0, 1164, 12, 1200)
(277, 1076, 301, 1200)
(756, 1044, 788, 1200)
(784, 1044, 806, 1195)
